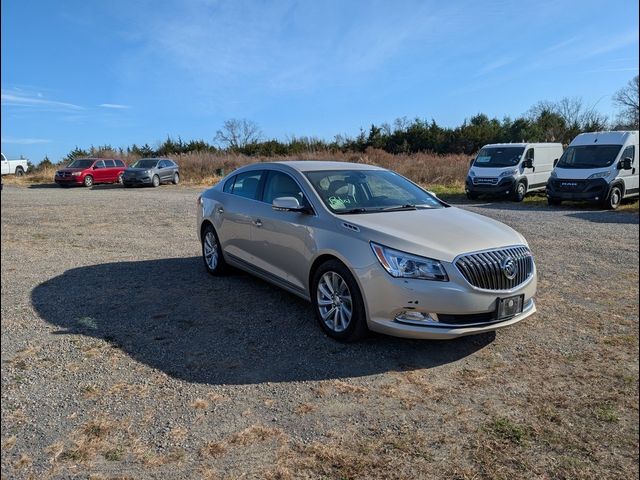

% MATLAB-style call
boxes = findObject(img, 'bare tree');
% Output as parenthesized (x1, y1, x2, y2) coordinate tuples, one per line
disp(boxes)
(613, 75, 639, 129)
(215, 119, 262, 149)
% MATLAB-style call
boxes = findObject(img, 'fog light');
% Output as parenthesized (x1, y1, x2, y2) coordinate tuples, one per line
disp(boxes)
(395, 311, 439, 325)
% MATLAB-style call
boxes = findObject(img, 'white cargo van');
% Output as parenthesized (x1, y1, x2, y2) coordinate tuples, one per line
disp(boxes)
(466, 143, 563, 202)
(547, 131, 639, 209)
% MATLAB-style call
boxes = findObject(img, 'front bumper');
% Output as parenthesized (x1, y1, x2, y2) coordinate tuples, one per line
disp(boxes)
(55, 175, 83, 184)
(355, 260, 537, 340)
(466, 177, 516, 195)
(123, 175, 152, 185)
(546, 178, 608, 201)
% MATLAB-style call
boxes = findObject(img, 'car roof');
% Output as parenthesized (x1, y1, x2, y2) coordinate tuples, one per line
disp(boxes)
(570, 131, 638, 146)
(244, 161, 386, 172)
(481, 143, 563, 148)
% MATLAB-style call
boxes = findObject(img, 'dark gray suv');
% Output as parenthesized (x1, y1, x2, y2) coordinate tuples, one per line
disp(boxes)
(123, 158, 180, 187)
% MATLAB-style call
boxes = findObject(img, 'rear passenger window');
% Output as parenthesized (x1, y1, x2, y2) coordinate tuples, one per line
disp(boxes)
(104, 160, 115, 167)
(230, 171, 263, 200)
(223, 176, 236, 193)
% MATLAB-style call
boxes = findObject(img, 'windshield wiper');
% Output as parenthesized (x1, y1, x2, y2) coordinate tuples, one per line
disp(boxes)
(379, 204, 432, 212)
(336, 208, 370, 214)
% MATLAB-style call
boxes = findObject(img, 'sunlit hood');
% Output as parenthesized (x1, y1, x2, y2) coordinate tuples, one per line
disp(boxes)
(552, 167, 611, 180)
(339, 207, 527, 263)
(469, 166, 520, 177)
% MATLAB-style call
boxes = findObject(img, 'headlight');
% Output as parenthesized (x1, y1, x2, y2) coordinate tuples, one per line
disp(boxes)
(468, 170, 476, 178)
(587, 171, 609, 180)
(145, 170, 152, 175)
(71, 172, 82, 176)
(499, 169, 518, 178)
(370, 242, 448, 281)
(550, 170, 557, 178)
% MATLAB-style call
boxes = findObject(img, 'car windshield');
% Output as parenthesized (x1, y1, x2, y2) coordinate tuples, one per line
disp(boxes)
(67, 159, 94, 169)
(473, 147, 525, 167)
(131, 159, 158, 168)
(305, 170, 444, 214)
(555, 145, 622, 169)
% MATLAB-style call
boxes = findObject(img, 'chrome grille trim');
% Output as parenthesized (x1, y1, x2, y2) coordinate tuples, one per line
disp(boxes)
(455, 245, 534, 291)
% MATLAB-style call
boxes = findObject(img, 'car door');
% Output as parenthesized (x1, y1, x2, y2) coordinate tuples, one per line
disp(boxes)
(619, 145, 639, 195)
(158, 160, 171, 182)
(92, 160, 107, 183)
(217, 170, 266, 265)
(248, 169, 317, 293)
(103, 159, 117, 182)
(1, 154, 9, 175)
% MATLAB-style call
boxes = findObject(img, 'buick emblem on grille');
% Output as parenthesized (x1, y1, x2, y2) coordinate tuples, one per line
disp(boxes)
(500, 257, 518, 280)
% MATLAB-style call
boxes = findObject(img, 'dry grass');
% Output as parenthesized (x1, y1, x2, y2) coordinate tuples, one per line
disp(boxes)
(2, 149, 468, 189)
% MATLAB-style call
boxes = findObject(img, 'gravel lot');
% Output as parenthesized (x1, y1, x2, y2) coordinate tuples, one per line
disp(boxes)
(1, 184, 638, 479)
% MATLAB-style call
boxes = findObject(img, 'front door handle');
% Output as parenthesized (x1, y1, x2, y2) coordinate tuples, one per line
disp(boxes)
(217, 207, 224, 214)
(254, 219, 263, 227)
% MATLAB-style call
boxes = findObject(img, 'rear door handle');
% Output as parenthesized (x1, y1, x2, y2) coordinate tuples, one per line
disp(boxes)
(254, 219, 263, 227)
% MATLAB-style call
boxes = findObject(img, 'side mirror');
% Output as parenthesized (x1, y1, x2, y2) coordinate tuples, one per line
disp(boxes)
(620, 157, 633, 170)
(553, 158, 559, 167)
(272, 196, 306, 212)
(523, 159, 534, 169)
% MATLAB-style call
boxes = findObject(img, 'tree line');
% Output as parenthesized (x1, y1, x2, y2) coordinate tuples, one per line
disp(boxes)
(32, 75, 639, 170)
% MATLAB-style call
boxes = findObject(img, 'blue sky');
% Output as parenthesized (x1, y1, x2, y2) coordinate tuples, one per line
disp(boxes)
(1, 0, 638, 162)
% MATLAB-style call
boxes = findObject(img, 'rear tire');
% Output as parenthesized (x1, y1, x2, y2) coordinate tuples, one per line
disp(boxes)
(604, 185, 622, 210)
(83, 175, 94, 188)
(512, 181, 526, 202)
(152, 175, 160, 188)
(201, 223, 228, 276)
(311, 260, 368, 342)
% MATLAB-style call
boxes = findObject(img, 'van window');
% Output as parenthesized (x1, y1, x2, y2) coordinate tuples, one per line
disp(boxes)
(94, 160, 106, 169)
(556, 145, 623, 169)
(104, 160, 115, 167)
(525, 149, 534, 160)
(474, 147, 524, 167)
(115, 160, 125, 167)
(621, 146, 635, 163)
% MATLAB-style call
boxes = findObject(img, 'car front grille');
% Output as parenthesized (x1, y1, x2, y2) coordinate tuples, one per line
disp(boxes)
(455, 246, 534, 291)
(473, 177, 499, 185)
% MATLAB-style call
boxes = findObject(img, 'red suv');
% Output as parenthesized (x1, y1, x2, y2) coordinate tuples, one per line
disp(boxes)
(55, 158, 127, 187)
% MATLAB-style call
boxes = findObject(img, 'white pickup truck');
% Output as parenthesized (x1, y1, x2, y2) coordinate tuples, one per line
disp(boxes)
(1, 153, 29, 176)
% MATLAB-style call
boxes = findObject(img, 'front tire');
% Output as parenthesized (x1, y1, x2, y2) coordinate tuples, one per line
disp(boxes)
(83, 175, 94, 187)
(466, 191, 479, 200)
(152, 175, 160, 188)
(173, 172, 180, 185)
(311, 260, 368, 342)
(201, 224, 228, 276)
(15, 166, 25, 176)
(548, 197, 562, 206)
(604, 185, 622, 210)
(512, 181, 526, 202)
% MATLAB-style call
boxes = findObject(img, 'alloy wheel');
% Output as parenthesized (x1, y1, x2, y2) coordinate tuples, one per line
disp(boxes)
(203, 231, 218, 270)
(316, 271, 353, 333)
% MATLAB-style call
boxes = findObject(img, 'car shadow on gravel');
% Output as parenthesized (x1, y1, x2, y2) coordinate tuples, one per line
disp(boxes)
(31, 257, 493, 385)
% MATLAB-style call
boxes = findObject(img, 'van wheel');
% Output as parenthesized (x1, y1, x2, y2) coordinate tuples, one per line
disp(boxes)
(512, 181, 526, 202)
(15, 166, 25, 176)
(83, 175, 94, 187)
(201, 224, 228, 275)
(604, 185, 622, 210)
(548, 197, 562, 206)
(466, 191, 479, 200)
(311, 260, 368, 342)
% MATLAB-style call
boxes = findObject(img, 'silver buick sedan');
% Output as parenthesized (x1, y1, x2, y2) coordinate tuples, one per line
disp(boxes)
(197, 161, 537, 342)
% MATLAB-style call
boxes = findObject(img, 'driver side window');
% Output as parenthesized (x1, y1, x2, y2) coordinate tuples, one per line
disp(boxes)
(262, 171, 307, 205)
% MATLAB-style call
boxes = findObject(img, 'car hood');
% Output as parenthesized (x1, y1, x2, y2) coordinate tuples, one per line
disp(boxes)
(338, 207, 527, 263)
(552, 167, 611, 180)
(469, 165, 521, 177)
